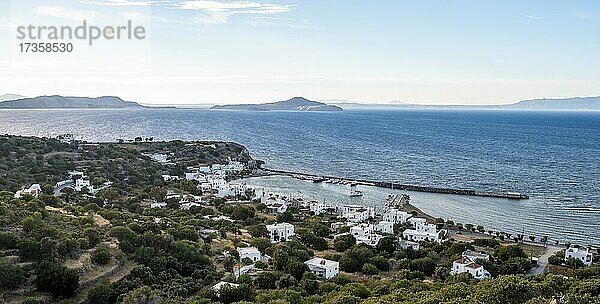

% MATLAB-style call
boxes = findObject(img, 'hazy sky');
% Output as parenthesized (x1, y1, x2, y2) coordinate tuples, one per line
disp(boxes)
(1, 0, 600, 105)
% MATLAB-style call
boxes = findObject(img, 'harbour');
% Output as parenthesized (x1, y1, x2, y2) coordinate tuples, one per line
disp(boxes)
(261, 168, 530, 200)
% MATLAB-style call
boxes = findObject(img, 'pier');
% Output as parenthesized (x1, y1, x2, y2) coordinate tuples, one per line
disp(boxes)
(261, 168, 529, 200)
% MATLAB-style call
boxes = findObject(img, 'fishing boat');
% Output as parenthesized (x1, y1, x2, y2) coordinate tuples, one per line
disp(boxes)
(349, 184, 363, 197)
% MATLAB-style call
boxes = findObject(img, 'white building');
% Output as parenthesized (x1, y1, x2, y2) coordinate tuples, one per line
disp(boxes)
(74, 178, 92, 192)
(350, 224, 383, 246)
(308, 201, 332, 215)
(266, 223, 295, 243)
(57, 133, 75, 143)
(402, 221, 443, 243)
(304, 257, 339, 279)
(216, 182, 246, 198)
(266, 203, 288, 214)
(162, 175, 180, 182)
(350, 223, 373, 237)
(356, 233, 383, 246)
(150, 202, 167, 208)
(14, 184, 42, 198)
(408, 217, 427, 227)
(399, 239, 420, 251)
(451, 257, 491, 280)
(185, 171, 205, 182)
(212, 281, 240, 296)
(180, 202, 203, 210)
(374, 221, 394, 234)
(463, 250, 490, 262)
(237, 246, 262, 263)
(342, 205, 375, 223)
(565, 246, 593, 266)
(383, 209, 412, 224)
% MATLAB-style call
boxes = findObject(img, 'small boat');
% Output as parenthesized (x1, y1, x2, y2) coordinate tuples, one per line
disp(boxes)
(349, 184, 363, 197)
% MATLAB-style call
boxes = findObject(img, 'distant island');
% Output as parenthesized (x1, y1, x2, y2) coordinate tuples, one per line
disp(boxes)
(505, 96, 600, 111)
(327, 96, 600, 111)
(211, 97, 343, 112)
(0, 95, 144, 109)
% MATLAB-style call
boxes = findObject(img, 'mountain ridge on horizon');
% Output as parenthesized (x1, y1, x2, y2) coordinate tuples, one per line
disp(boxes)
(1, 94, 600, 111)
(323, 96, 600, 110)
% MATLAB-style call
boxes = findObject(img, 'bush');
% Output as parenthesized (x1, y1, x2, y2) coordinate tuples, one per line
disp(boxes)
(361, 263, 379, 275)
(0, 258, 26, 289)
(0, 232, 19, 250)
(473, 238, 501, 248)
(91, 248, 112, 265)
(548, 254, 563, 266)
(87, 280, 115, 304)
(36, 262, 79, 298)
(334, 234, 356, 252)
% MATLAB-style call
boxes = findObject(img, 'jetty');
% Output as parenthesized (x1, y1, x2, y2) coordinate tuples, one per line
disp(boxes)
(262, 168, 529, 200)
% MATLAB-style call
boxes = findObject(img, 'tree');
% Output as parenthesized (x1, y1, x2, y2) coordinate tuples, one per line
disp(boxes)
(376, 236, 396, 256)
(36, 262, 79, 298)
(0, 258, 25, 289)
(340, 246, 374, 273)
(361, 263, 379, 275)
(87, 280, 115, 304)
(248, 225, 268, 238)
(84, 228, 101, 248)
(250, 238, 272, 253)
(91, 248, 112, 265)
(334, 234, 356, 252)
(409, 257, 437, 276)
(122, 286, 162, 304)
(565, 258, 585, 269)
(494, 245, 527, 261)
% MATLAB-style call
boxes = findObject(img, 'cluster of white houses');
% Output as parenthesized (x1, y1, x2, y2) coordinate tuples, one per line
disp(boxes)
(179, 161, 247, 198)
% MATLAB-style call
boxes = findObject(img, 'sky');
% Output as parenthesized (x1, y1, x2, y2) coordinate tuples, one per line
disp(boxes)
(1, 0, 600, 105)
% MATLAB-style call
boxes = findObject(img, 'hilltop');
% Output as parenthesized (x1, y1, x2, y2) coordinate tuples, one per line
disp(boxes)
(0, 94, 26, 102)
(0, 95, 144, 109)
(211, 97, 343, 112)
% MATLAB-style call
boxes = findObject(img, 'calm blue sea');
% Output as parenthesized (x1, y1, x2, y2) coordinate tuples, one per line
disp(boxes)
(0, 108, 598, 245)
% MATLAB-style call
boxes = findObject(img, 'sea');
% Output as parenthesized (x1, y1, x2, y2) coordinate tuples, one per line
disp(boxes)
(0, 108, 598, 246)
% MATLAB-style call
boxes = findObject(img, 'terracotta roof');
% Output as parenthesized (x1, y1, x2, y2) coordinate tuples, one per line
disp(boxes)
(466, 262, 482, 269)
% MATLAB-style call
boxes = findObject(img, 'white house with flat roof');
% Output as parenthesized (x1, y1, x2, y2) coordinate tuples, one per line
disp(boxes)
(14, 184, 42, 198)
(74, 178, 92, 192)
(374, 221, 394, 234)
(383, 209, 412, 224)
(403, 221, 443, 243)
(565, 246, 593, 266)
(266, 223, 295, 243)
(304, 257, 339, 279)
(341, 205, 375, 223)
(463, 250, 490, 262)
(356, 233, 383, 246)
(237, 246, 262, 262)
(451, 257, 491, 280)
(408, 217, 427, 227)
(399, 239, 420, 251)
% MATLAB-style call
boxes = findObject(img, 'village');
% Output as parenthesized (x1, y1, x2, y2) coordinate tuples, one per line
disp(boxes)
(1, 135, 598, 304)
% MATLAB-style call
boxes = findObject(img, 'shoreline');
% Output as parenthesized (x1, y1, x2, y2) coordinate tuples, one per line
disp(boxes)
(241, 173, 585, 250)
